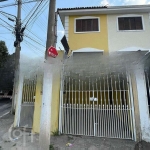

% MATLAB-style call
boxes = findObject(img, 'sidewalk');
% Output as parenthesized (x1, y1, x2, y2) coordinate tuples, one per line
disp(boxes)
(0, 113, 150, 150)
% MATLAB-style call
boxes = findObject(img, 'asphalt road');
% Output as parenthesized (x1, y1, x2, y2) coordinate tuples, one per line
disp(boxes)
(0, 98, 12, 118)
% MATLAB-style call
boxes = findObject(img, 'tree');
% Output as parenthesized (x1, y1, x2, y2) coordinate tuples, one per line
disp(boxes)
(0, 40, 8, 67)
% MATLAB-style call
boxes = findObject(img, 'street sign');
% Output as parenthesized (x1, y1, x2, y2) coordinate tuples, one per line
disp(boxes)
(47, 46, 58, 58)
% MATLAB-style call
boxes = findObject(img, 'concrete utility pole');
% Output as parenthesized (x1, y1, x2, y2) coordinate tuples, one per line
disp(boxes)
(39, 0, 57, 149)
(11, 0, 22, 113)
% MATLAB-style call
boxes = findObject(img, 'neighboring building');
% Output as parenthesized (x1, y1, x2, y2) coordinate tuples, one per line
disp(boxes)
(14, 5, 150, 143)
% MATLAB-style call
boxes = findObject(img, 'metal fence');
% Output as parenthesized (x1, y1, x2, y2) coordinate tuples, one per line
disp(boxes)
(60, 72, 135, 140)
(22, 75, 37, 103)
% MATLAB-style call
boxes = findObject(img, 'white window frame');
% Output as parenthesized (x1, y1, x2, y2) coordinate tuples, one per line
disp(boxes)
(116, 14, 145, 32)
(74, 16, 100, 34)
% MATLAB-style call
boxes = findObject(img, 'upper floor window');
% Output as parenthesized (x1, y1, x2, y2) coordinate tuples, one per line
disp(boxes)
(118, 16, 143, 31)
(75, 18, 99, 32)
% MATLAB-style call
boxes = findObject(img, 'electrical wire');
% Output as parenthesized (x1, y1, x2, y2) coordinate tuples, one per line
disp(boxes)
(24, 0, 44, 27)
(24, 35, 45, 47)
(0, 0, 45, 8)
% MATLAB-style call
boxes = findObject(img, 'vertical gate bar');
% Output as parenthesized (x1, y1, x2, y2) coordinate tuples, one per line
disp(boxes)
(107, 105, 109, 137)
(92, 81, 95, 136)
(103, 76, 106, 106)
(145, 71, 150, 106)
(110, 105, 112, 137)
(115, 75, 118, 107)
(111, 75, 114, 106)
(64, 104, 67, 134)
(96, 78, 98, 107)
(85, 81, 87, 135)
(31, 79, 34, 103)
(69, 76, 70, 105)
(123, 104, 127, 138)
(75, 81, 76, 135)
(118, 73, 123, 138)
(115, 105, 118, 138)
(72, 79, 74, 134)
(126, 105, 130, 138)
(79, 75, 80, 134)
(102, 104, 103, 137)
(69, 77, 71, 134)
(90, 104, 92, 136)
(84, 104, 85, 135)
(28, 79, 30, 103)
(88, 77, 90, 136)
(98, 104, 100, 137)
(25, 79, 28, 103)
(118, 73, 122, 106)
(100, 76, 103, 137)
(122, 105, 125, 139)
(123, 78, 126, 107)
(59, 69, 64, 134)
(96, 78, 98, 136)
(77, 103, 79, 135)
(128, 73, 136, 140)
(103, 104, 105, 137)
(21, 79, 24, 103)
(118, 105, 121, 138)
(29, 79, 31, 102)
(82, 81, 84, 135)
(26, 79, 29, 103)
(67, 103, 69, 134)
(107, 74, 110, 106)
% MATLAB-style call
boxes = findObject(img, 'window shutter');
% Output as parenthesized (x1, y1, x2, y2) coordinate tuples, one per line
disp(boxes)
(87, 19, 92, 31)
(118, 18, 124, 30)
(135, 17, 143, 30)
(93, 19, 98, 31)
(124, 18, 130, 30)
(76, 20, 82, 32)
(82, 19, 87, 31)
(130, 17, 136, 30)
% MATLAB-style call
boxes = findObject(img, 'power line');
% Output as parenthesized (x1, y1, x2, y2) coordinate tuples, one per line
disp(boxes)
(0, 0, 45, 8)
(24, 0, 44, 27)
(24, 34, 45, 47)
(0, 18, 14, 29)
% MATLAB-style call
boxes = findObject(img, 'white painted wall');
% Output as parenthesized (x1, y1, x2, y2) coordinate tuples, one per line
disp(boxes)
(135, 67, 150, 142)
(65, 16, 69, 41)
(107, 13, 150, 52)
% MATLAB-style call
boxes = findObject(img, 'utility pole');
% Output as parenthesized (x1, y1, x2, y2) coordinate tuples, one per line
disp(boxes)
(39, 0, 57, 149)
(11, 0, 22, 113)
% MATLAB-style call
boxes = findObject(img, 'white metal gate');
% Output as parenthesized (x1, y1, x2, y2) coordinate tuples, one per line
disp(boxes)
(60, 71, 135, 140)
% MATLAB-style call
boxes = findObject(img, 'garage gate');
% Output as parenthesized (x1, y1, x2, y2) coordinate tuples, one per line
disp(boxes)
(59, 71, 135, 140)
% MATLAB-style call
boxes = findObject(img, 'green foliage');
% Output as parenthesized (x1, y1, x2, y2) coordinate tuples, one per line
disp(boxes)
(49, 144, 54, 150)
(0, 40, 8, 67)
(51, 129, 59, 136)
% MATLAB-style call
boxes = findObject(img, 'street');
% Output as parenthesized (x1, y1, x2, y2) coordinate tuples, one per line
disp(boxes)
(0, 98, 11, 118)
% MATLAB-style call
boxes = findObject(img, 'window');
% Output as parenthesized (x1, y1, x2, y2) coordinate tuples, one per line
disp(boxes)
(118, 17, 143, 31)
(76, 18, 99, 32)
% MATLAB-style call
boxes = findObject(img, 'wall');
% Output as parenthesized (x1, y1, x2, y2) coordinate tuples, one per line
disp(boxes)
(68, 15, 108, 53)
(135, 67, 150, 142)
(32, 51, 64, 134)
(107, 13, 150, 52)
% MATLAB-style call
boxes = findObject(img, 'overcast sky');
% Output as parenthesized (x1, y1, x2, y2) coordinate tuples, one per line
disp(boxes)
(0, 0, 150, 59)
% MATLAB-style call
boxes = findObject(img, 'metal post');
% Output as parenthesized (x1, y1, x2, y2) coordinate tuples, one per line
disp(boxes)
(39, 0, 57, 149)
(11, 0, 22, 113)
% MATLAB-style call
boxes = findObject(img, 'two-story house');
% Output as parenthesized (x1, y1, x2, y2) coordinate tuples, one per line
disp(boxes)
(57, 5, 150, 142)
(13, 4, 150, 143)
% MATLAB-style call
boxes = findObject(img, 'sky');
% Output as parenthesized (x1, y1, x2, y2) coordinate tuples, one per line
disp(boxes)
(0, 0, 150, 59)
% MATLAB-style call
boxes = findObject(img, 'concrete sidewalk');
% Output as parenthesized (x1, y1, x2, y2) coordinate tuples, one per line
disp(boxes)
(0, 113, 150, 150)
